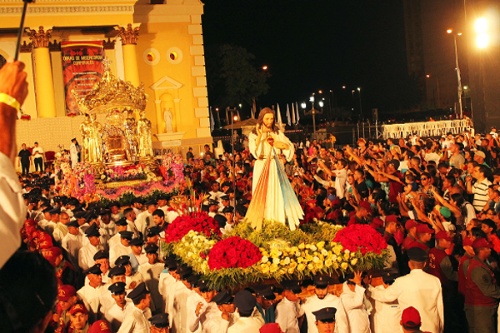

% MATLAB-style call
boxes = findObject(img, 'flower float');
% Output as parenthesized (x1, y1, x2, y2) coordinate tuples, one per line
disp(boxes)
(163, 218, 390, 291)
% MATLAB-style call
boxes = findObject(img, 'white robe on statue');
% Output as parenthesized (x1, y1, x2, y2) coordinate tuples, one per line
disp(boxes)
(247, 130, 304, 230)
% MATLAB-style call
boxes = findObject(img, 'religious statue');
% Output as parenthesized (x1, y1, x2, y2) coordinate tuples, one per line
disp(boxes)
(87, 113, 103, 163)
(137, 110, 153, 157)
(164, 107, 173, 133)
(123, 109, 138, 160)
(245, 107, 304, 231)
(79, 113, 91, 162)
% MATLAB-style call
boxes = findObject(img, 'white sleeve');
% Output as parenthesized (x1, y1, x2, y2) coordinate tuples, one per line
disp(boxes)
(0, 152, 26, 268)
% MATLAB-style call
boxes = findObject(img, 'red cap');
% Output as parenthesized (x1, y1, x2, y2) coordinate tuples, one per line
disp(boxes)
(401, 306, 421, 328)
(405, 219, 419, 230)
(88, 320, 112, 333)
(358, 200, 371, 211)
(435, 231, 453, 241)
(472, 237, 493, 250)
(58, 284, 76, 302)
(260, 323, 284, 333)
(38, 232, 53, 249)
(69, 303, 88, 316)
(416, 223, 434, 234)
(43, 246, 62, 266)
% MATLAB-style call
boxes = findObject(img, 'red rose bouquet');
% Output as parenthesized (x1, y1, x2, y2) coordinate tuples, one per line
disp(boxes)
(208, 236, 262, 270)
(165, 212, 221, 243)
(333, 224, 387, 254)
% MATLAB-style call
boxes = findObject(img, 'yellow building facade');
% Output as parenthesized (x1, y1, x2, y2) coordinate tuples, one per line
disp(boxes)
(0, 0, 211, 155)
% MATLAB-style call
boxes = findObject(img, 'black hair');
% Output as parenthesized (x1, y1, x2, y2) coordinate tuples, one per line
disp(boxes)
(0, 251, 57, 333)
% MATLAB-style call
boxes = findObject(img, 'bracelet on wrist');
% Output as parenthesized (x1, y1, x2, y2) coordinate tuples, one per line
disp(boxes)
(0, 93, 21, 114)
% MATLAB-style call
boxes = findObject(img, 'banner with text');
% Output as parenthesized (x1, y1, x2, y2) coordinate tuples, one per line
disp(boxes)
(61, 41, 104, 116)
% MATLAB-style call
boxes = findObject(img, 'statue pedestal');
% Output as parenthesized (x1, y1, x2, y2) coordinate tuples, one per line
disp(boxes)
(154, 132, 185, 149)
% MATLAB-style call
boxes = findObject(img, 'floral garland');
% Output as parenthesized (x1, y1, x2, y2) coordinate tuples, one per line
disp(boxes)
(208, 236, 262, 270)
(333, 224, 387, 255)
(165, 212, 221, 243)
(102, 164, 147, 183)
(95, 181, 180, 204)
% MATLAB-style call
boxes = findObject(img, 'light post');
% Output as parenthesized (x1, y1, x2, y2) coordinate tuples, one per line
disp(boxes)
(447, 29, 463, 118)
(215, 107, 221, 128)
(230, 110, 238, 208)
(304, 93, 322, 135)
(357, 87, 362, 120)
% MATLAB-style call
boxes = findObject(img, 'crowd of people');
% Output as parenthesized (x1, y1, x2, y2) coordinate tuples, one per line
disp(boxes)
(3, 59, 500, 333)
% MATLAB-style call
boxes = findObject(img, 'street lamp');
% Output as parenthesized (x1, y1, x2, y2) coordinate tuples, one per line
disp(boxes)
(474, 18, 490, 49)
(357, 87, 363, 120)
(304, 93, 322, 135)
(447, 29, 463, 118)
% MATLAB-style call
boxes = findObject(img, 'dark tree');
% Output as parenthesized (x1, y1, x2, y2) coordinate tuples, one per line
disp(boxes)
(206, 44, 269, 108)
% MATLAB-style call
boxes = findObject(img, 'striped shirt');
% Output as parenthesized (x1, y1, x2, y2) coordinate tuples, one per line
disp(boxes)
(472, 178, 492, 212)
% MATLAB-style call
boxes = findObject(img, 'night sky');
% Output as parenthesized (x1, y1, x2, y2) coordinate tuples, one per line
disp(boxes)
(202, 0, 414, 114)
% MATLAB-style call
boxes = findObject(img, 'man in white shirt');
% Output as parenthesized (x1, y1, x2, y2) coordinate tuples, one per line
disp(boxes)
(104, 281, 130, 332)
(302, 275, 349, 333)
(78, 224, 102, 271)
(138, 244, 164, 313)
(118, 282, 152, 333)
(77, 264, 106, 322)
(367, 247, 444, 333)
(32, 141, 44, 172)
(276, 279, 304, 333)
(228, 290, 264, 333)
(135, 200, 157, 237)
(110, 231, 134, 267)
(62, 219, 85, 265)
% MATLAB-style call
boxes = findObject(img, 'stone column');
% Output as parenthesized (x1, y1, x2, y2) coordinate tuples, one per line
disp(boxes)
(115, 24, 141, 87)
(27, 26, 57, 118)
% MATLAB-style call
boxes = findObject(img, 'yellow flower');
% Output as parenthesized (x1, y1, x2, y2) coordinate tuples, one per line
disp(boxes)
(341, 262, 348, 270)
(288, 267, 295, 274)
(315, 261, 324, 270)
(325, 259, 333, 267)
(351, 252, 357, 258)
(343, 252, 350, 261)
(316, 241, 325, 250)
(280, 257, 291, 265)
(269, 248, 282, 258)
(270, 264, 279, 273)
(261, 256, 269, 264)
(337, 256, 343, 262)
(321, 249, 328, 256)
(297, 263, 306, 271)
(310, 244, 317, 251)
(333, 245, 342, 255)
(351, 258, 358, 266)
(313, 256, 321, 263)
(289, 261, 298, 270)
(273, 258, 280, 265)
(298, 243, 305, 250)
(260, 264, 270, 274)
(307, 263, 314, 271)
(333, 262, 339, 269)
